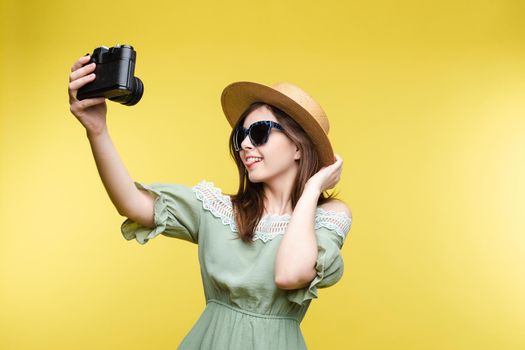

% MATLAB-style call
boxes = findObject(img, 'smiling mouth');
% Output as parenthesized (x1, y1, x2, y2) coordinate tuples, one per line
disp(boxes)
(245, 156, 263, 167)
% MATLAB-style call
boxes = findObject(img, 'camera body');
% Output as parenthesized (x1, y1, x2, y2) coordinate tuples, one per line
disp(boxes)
(77, 44, 144, 106)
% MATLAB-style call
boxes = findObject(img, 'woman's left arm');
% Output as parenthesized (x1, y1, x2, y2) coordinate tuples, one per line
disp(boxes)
(274, 155, 345, 290)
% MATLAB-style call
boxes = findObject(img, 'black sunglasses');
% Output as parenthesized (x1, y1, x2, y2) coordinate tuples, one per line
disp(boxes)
(233, 120, 284, 151)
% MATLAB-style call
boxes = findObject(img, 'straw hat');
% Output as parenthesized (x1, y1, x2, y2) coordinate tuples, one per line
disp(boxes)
(221, 81, 335, 167)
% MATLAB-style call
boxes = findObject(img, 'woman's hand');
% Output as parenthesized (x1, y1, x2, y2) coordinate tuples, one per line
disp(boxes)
(305, 154, 343, 194)
(68, 55, 108, 136)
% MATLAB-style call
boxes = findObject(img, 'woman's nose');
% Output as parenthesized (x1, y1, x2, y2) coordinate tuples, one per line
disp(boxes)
(240, 134, 253, 150)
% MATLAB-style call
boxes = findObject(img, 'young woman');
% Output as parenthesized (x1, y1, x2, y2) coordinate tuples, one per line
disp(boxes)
(68, 54, 352, 350)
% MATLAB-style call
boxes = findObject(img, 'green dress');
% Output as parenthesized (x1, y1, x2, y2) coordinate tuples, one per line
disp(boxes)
(121, 180, 352, 350)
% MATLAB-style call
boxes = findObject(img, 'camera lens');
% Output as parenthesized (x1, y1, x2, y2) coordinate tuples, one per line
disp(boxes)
(109, 77, 144, 106)
(122, 77, 144, 106)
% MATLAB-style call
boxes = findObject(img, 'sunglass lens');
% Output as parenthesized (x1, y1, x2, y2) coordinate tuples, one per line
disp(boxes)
(250, 123, 271, 146)
(234, 127, 244, 151)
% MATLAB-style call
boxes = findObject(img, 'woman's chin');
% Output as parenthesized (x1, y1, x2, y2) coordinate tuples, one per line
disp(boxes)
(247, 173, 263, 183)
(246, 168, 268, 183)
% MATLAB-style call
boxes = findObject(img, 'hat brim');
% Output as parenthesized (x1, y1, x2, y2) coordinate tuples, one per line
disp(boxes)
(221, 81, 335, 167)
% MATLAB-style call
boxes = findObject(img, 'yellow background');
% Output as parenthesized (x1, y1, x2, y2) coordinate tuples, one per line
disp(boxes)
(1, 0, 524, 349)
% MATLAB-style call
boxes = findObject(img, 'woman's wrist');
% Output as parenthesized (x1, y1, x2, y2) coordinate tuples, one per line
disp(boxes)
(86, 126, 109, 141)
(303, 181, 322, 197)
(303, 182, 323, 199)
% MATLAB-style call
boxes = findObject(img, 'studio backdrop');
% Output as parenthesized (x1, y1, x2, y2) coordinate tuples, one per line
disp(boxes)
(1, 0, 524, 349)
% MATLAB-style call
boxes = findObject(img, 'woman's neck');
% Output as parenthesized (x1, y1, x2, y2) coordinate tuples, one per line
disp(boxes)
(262, 176, 295, 216)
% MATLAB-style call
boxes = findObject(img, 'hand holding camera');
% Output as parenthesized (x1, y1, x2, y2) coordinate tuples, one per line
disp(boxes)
(68, 45, 144, 136)
(68, 55, 108, 137)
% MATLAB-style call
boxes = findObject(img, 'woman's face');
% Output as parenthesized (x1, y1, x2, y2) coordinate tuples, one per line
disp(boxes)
(239, 105, 300, 184)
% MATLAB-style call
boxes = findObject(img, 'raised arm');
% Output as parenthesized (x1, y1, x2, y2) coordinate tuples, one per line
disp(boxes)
(68, 54, 155, 227)
(275, 154, 347, 289)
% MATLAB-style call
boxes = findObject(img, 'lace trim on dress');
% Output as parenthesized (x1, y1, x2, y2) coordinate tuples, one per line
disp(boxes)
(192, 181, 352, 243)
(192, 180, 238, 233)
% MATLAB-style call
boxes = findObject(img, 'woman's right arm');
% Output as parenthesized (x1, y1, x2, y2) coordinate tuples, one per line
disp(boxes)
(68, 55, 155, 228)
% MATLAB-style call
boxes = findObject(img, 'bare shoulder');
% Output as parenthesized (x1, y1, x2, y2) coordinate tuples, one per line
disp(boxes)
(319, 199, 352, 218)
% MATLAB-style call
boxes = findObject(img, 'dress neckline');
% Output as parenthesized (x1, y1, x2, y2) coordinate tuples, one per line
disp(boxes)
(261, 212, 292, 220)
(192, 180, 352, 243)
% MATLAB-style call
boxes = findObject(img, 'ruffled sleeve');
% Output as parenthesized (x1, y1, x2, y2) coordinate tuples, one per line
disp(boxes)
(120, 181, 202, 245)
(287, 208, 352, 305)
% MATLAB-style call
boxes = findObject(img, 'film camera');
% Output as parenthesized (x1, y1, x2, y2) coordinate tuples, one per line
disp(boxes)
(77, 45, 144, 106)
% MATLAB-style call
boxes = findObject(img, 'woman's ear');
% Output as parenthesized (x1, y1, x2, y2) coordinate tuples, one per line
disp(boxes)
(294, 146, 301, 160)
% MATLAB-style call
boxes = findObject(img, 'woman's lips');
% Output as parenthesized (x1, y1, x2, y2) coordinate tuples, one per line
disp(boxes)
(245, 156, 263, 169)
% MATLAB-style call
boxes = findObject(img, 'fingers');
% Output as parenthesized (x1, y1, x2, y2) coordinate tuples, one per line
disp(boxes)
(68, 54, 106, 119)
(69, 72, 96, 92)
(69, 62, 96, 82)
(330, 154, 343, 183)
(77, 97, 105, 109)
(70, 97, 105, 115)
(331, 154, 343, 169)
(70, 55, 91, 72)
(68, 55, 96, 102)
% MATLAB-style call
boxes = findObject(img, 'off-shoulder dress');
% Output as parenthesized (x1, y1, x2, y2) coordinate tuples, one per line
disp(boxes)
(121, 180, 352, 350)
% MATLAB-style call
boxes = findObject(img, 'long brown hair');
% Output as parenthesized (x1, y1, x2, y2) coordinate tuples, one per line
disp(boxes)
(228, 102, 336, 242)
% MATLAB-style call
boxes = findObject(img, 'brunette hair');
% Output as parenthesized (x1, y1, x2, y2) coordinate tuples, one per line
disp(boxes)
(228, 102, 337, 242)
